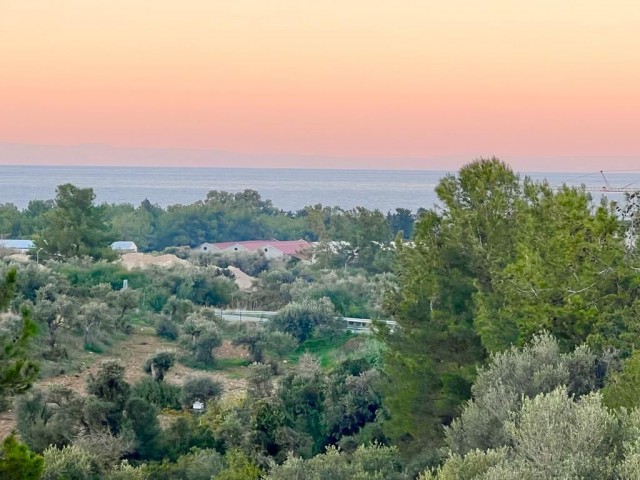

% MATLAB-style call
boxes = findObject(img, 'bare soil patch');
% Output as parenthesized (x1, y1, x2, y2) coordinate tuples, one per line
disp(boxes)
(1, 332, 248, 440)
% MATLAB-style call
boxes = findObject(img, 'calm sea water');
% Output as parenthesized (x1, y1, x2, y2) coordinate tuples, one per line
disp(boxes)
(0, 166, 637, 212)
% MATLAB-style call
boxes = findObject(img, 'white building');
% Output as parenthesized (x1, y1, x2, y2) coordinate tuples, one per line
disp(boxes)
(0, 239, 35, 254)
(111, 241, 138, 253)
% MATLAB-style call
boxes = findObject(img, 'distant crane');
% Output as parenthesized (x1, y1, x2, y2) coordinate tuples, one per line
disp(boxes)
(582, 171, 640, 193)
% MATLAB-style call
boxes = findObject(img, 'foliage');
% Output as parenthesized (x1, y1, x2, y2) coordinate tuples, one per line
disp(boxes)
(125, 397, 162, 459)
(271, 297, 339, 343)
(155, 315, 179, 340)
(0, 433, 44, 480)
(0, 268, 39, 409)
(38, 183, 116, 260)
(379, 158, 639, 453)
(86, 360, 131, 434)
(445, 332, 599, 454)
(603, 350, 640, 410)
(181, 376, 223, 407)
(131, 377, 181, 410)
(266, 444, 405, 480)
(144, 350, 176, 382)
(427, 388, 620, 479)
(216, 449, 262, 480)
(16, 386, 85, 452)
(42, 444, 101, 480)
(232, 323, 297, 363)
(145, 448, 223, 480)
(180, 313, 223, 367)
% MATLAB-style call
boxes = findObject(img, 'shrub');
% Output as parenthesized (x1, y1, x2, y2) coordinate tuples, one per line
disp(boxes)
(156, 316, 179, 340)
(132, 377, 181, 409)
(181, 376, 223, 407)
(42, 445, 100, 480)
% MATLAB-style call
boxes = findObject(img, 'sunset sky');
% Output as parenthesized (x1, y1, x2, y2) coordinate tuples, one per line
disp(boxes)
(2, 1, 640, 170)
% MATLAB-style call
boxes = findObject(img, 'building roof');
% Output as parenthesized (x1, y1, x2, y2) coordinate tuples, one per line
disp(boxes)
(212, 240, 279, 251)
(0, 239, 35, 250)
(267, 240, 312, 255)
(111, 241, 137, 250)
(209, 239, 311, 255)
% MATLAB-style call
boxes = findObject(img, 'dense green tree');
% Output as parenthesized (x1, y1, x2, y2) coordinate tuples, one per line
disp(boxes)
(0, 203, 23, 238)
(387, 208, 416, 240)
(602, 350, 640, 410)
(0, 433, 44, 480)
(125, 397, 162, 459)
(131, 377, 181, 409)
(38, 183, 116, 260)
(0, 269, 39, 409)
(380, 158, 639, 454)
(271, 297, 339, 343)
(86, 360, 131, 433)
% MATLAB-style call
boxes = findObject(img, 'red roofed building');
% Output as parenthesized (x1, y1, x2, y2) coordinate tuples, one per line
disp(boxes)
(195, 239, 312, 260)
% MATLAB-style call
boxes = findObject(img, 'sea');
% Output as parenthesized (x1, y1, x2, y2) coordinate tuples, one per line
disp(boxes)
(0, 165, 638, 213)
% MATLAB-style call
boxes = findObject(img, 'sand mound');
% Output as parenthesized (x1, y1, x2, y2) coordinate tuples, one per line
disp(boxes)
(227, 266, 256, 291)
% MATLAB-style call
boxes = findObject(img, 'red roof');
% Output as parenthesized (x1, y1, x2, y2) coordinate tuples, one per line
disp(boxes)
(210, 239, 311, 255)
(268, 240, 312, 255)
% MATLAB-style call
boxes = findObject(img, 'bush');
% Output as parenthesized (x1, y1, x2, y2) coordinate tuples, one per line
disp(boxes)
(156, 316, 179, 340)
(132, 377, 181, 409)
(181, 376, 223, 407)
(42, 445, 100, 480)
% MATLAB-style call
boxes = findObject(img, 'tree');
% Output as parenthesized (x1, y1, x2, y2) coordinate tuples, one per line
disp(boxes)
(0, 268, 39, 409)
(216, 449, 262, 480)
(32, 283, 76, 359)
(86, 360, 130, 434)
(144, 351, 176, 382)
(602, 350, 640, 410)
(445, 333, 598, 455)
(379, 158, 637, 454)
(125, 397, 161, 459)
(78, 301, 111, 347)
(181, 314, 222, 367)
(0, 433, 44, 480)
(38, 183, 116, 260)
(271, 298, 338, 343)
(181, 376, 223, 407)
(16, 386, 85, 452)
(425, 389, 621, 479)
(108, 287, 140, 332)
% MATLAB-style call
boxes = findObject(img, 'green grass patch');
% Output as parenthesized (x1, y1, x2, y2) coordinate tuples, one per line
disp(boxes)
(84, 342, 105, 354)
(178, 356, 251, 372)
(214, 358, 252, 370)
(289, 332, 354, 368)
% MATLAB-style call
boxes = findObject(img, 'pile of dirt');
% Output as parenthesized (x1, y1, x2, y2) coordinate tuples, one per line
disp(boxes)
(227, 266, 256, 291)
(119, 253, 190, 270)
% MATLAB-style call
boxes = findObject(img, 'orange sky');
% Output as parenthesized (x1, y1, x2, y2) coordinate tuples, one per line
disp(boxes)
(2, 1, 640, 170)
